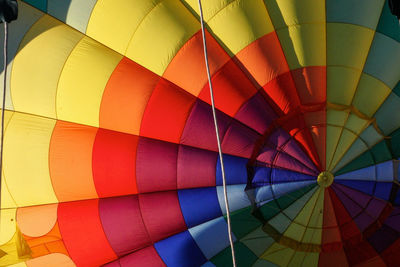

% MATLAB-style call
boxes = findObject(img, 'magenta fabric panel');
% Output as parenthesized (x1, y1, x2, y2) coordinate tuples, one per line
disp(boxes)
(103, 246, 166, 267)
(234, 92, 277, 134)
(177, 145, 218, 189)
(99, 195, 151, 257)
(221, 120, 260, 158)
(138, 191, 186, 242)
(180, 100, 232, 151)
(136, 137, 178, 193)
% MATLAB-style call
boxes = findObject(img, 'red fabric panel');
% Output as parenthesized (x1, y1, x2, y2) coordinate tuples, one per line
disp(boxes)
(291, 66, 326, 105)
(322, 188, 342, 252)
(58, 199, 117, 267)
(93, 129, 139, 198)
(136, 138, 178, 193)
(119, 246, 166, 267)
(177, 145, 217, 189)
(140, 78, 196, 143)
(198, 60, 258, 117)
(382, 240, 400, 267)
(318, 249, 349, 267)
(221, 121, 259, 158)
(139, 191, 186, 242)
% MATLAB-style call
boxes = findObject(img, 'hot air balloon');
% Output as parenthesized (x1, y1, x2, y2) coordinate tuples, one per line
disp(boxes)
(0, 0, 399, 266)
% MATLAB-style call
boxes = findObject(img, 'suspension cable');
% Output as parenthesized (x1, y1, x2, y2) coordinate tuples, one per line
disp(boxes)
(0, 22, 8, 211)
(196, 1, 237, 266)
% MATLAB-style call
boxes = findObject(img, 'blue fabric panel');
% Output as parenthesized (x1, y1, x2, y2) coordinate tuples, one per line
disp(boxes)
(335, 180, 375, 195)
(178, 187, 222, 228)
(269, 180, 316, 200)
(253, 166, 272, 187)
(270, 168, 315, 183)
(202, 262, 216, 267)
(216, 154, 247, 185)
(374, 182, 393, 201)
(24, 0, 47, 12)
(376, 160, 395, 181)
(217, 184, 251, 214)
(335, 165, 375, 181)
(154, 231, 206, 267)
(189, 217, 236, 260)
(395, 191, 400, 205)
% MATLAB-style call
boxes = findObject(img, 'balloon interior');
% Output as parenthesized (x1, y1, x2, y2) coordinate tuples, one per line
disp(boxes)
(0, 0, 400, 267)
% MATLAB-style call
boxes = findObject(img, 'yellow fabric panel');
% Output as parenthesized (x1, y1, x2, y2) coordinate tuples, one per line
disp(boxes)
(1, 111, 17, 210)
(8, 263, 27, 267)
(86, 0, 163, 55)
(329, 126, 365, 170)
(288, 251, 306, 267)
(11, 15, 83, 119)
(261, 243, 295, 266)
(276, 24, 326, 69)
(56, 37, 122, 127)
(326, 123, 344, 171)
(352, 74, 391, 117)
(4, 113, 58, 207)
(0, 228, 31, 266)
(327, 67, 361, 105)
(205, 0, 274, 55)
(327, 109, 348, 126)
(181, 0, 234, 21)
(302, 253, 319, 267)
(0, 209, 16, 245)
(284, 188, 321, 242)
(265, 0, 325, 29)
(327, 23, 374, 70)
(125, 0, 199, 76)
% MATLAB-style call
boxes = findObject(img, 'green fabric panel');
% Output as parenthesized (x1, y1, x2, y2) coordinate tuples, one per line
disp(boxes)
(228, 207, 262, 239)
(252, 259, 279, 267)
(23, 0, 47, 12)
(376, 0, 400, 42)
(394, 82, 400, 97)
(326, 0, 384, 29)
(241, 227, 275, 257)
(259, 184, 316, 220)
(375, 93, 400, 135)
(211, 242, 258, 267)
(335, 140, 392, 175)
(332, 135, 370, 173)
(363, 33, 400, 89)
(390, 128, 400, 157)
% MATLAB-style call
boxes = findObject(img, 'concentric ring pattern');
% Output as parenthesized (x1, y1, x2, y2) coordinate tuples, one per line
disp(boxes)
(0, 0, 400, 266)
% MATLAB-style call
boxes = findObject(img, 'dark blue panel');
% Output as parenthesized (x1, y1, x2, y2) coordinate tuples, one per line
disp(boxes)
(395, 191, 400, 206)
(252, 166, 272, 187)
(178, 187, 222, 228)
(270, 168, 315, 183)
(335, 180, 375, 195)
(154, 231, 207, 267)
(374, 182, 393, 201)
(216, 154, 247, 185)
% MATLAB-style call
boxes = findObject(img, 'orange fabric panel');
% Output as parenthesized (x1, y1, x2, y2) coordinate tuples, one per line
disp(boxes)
(291, 66, 326, 105)
(100, 57, 160, 135)
(46, 240, 69, 256)
(198, 60, 258, 117)
(30, 245, 50, 258)
(140, 78, 196, 143)
(235, 32, 290, 88)
(49, 121, 98, 202)
(163, 31, 230, 97)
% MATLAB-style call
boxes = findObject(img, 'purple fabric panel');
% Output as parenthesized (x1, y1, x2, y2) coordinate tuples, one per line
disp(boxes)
(99, 196, 151, 257)
(384, 207, 400, 232)
(365, 198, 386, 219)
(234, 92, 277, 134)
(180, 100, 231, 151)
(221, 121, 259, 158)
(368, 225, 399, 253)
(331, 184, 364, 217)
(177, 145, 218, 189)
(354, 213, 374, 232)
(334, 183, 370, 207)
(136, 137, 178, 193)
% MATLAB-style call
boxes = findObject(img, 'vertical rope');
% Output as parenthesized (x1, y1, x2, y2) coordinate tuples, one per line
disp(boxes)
(0, 22, 8, 212)
(196, 1, 237, 266)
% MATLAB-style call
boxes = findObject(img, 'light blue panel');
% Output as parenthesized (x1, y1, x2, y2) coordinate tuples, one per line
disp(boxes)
(48, 0, 97, 33)
(255, 180, 315, 203)
(252, 259, 280, 267)
(201, 262, 216, 267)
(217, 184, 251, 214)
(335, 165, 376, 181)
(326, 0, 385, 29)
(270, 180, 315, 198)
(189, 217, 236, 260)
(364, 33, 400, 88)
(375, 93, 400, 135)
(376, 160, 395, 181)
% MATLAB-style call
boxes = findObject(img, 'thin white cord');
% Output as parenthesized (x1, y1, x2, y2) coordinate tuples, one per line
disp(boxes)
(0, 22, 8, 210)
(196, 1, 237, 266)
